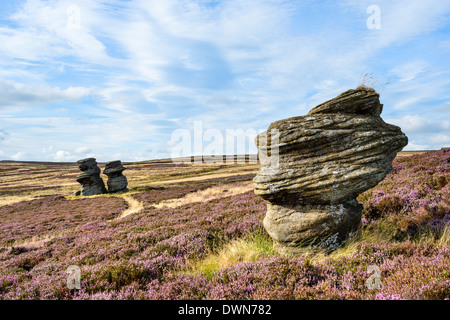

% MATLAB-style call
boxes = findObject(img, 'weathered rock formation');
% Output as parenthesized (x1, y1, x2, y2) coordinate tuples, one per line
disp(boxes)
(103, 160, 128, 193)
(254, 88, 408, 252)
(76, 158, 107, 196)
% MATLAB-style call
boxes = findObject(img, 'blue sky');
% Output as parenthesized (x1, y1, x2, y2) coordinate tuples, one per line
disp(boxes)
(0, 0, 449, 162)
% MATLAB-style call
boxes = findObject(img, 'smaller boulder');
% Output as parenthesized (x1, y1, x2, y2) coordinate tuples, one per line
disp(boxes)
(103, 160, 129, 193)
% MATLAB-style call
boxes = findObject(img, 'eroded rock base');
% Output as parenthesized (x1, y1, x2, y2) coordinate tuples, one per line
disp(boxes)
(264, 200, 362, 252)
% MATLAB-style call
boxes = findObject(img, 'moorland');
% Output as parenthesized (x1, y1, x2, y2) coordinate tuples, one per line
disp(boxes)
(0, 150, 448, 299)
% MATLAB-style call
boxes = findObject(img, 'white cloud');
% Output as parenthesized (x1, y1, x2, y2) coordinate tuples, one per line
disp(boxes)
(1, 0, 449, 160)
(75, 146, 92, 154)
(405, 141, 429, 151)
(0, 27, 68, 62)
(387, 115, 443, 133)
(11, 151, 26, 160)
(385, 115, 450, 150)
(0, 114, 166, 161)
(353, 0, 450, 49)
(0, 80, 92, 109)
(392, 97, 423, 110)
(390, 61, 429, 82)
(429, 134, 450, 146)
(95, 86, 139, 113)
(54, 150, 73, 162)
(381, 68, 450, 117)
(3, 0, 116, 65)
(42, 146, 54, 153)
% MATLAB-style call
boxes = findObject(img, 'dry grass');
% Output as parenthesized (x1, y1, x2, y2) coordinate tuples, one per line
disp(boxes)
(0, 195, 38, 207)
(143, 170, 258, 187)
(154, 181, 253, 208)
(6, 234, 57, 249)
(438, 224, 450, 247)
(396, 151, 429, 157)
(277, 231, 394, 265)
(185, 231, 276, 278)
(184, 228, 392, 277)
(187, 240, 261, 276)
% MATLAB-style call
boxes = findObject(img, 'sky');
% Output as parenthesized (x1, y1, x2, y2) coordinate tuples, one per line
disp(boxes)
(0, 0, 449, 162)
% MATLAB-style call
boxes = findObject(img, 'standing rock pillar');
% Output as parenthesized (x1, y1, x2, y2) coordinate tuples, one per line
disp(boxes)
(253, 87, 408, 252)
(76, 158, 107, 196)
(103, 160, 129, 193)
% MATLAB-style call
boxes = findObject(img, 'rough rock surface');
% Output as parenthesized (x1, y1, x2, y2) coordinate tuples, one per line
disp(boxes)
(253, 88, 408, 251)
(103, 160, 128, 193)
(76, 158, 107, 196)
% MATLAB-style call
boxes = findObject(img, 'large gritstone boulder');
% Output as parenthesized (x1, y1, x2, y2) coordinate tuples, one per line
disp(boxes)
(103, 160, 129, 193)
(253, 87, 408, 252)
(76, 158, 107, 196)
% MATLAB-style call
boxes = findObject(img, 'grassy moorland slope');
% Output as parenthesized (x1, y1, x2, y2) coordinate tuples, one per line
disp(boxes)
(0, 150, 449, 300)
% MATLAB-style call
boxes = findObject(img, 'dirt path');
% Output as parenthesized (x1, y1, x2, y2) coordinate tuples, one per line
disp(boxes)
(1, 194, 144, 249)
(113, 195, 144, 220)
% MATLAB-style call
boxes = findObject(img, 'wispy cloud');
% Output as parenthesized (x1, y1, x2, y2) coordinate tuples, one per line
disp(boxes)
(387, 115, 447, 134)
(0, 0, 449, 161)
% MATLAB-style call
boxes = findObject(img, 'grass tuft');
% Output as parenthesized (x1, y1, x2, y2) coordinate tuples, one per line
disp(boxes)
(438, 223, 450, 247)
(184, 230, 277, 279)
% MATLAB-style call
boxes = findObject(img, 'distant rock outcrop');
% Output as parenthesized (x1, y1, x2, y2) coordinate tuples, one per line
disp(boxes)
(254, 87, 408, 252)
(76, 158, 107, 196)
(103, 160, 129, 193)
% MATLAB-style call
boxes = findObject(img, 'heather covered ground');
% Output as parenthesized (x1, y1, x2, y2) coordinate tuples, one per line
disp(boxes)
(0, 150, 449, 300)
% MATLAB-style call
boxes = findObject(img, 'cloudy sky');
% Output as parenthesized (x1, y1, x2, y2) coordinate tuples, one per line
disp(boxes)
(0, 0, 449, 162)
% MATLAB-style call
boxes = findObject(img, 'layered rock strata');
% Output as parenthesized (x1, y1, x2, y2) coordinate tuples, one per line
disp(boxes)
(76, 158, 107, 196)
(103, 160, 129, 193)
(253, 88, 408, 251)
